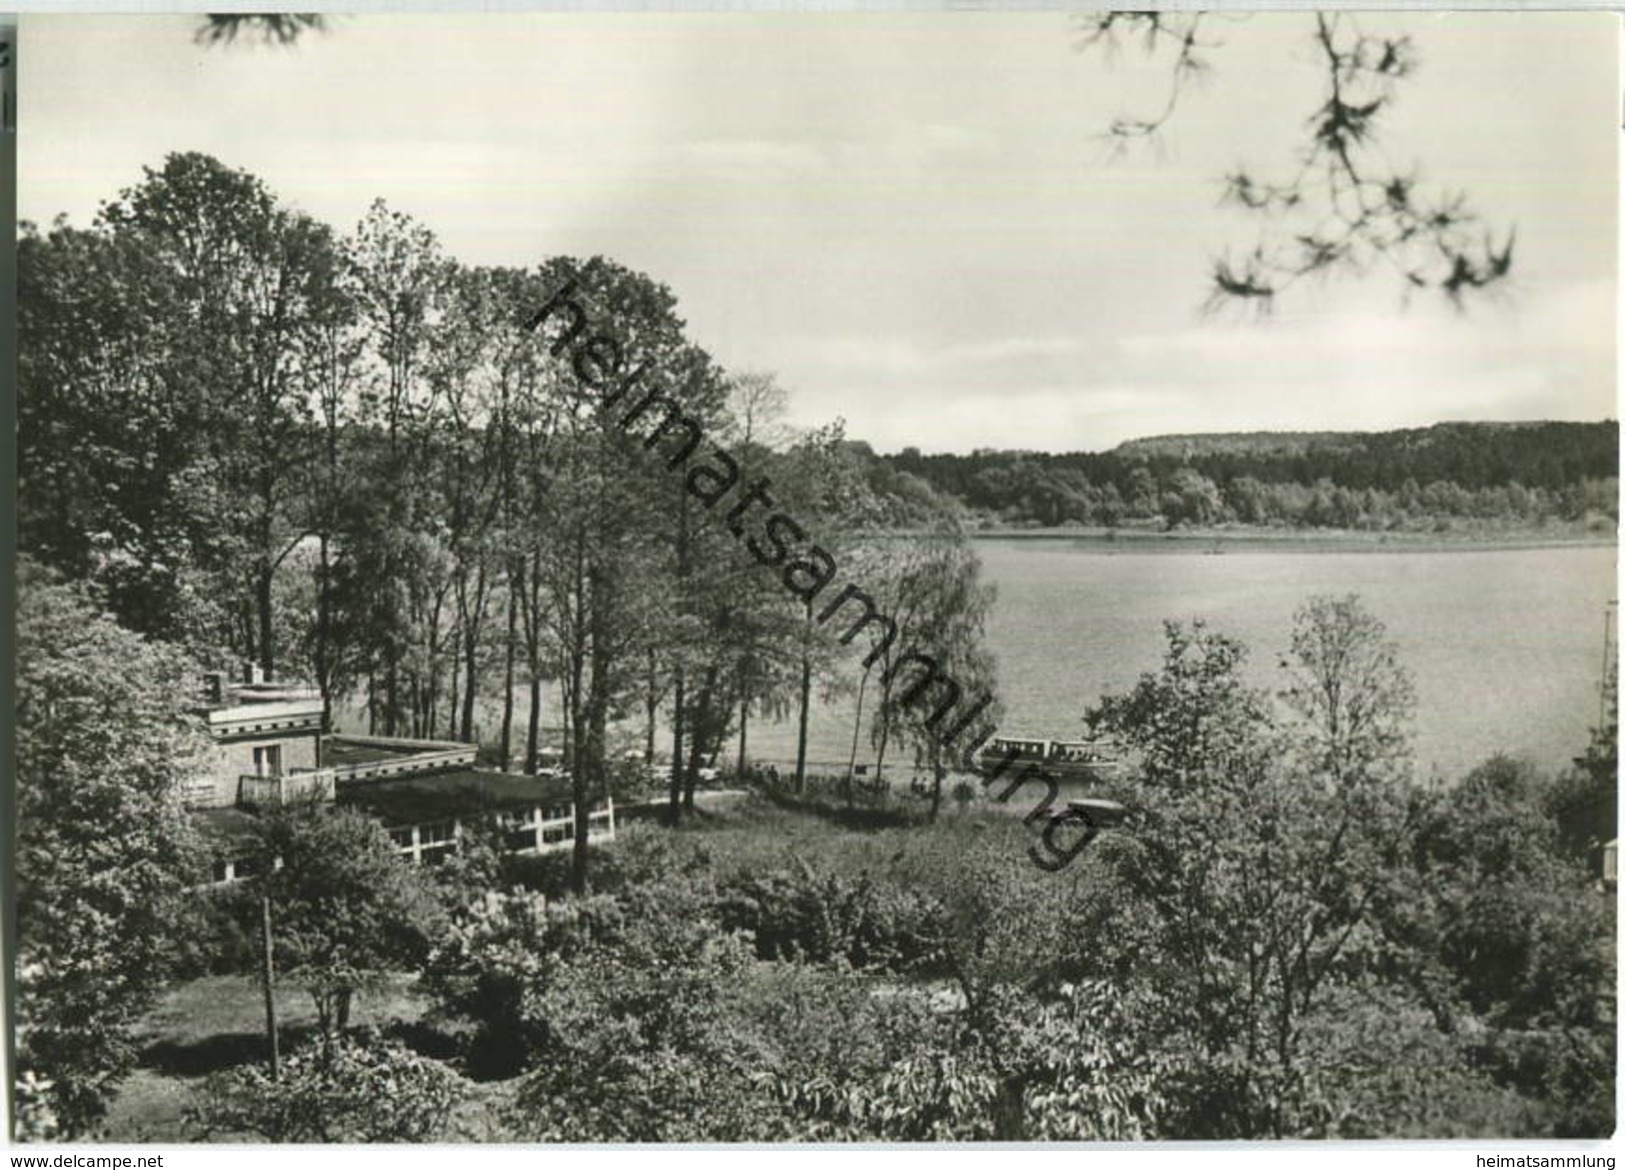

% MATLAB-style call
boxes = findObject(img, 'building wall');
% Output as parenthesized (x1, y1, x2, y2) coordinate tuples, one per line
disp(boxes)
(194, 731, 319, 808)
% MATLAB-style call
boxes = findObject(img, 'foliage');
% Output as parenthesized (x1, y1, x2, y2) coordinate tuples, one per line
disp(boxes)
(1545, 664, 1617, 866)
(12, 1072, 63, 1144)
(864, 519, 1002, 817)
(421, 887, 621, 1077)
(185, 1033, 466, 1142)
(195, 14, 328, 47)
(15, 559, 209, 1137)
(1396, 754, 1615, 1135)
(1082, 612, 1436, 1137)
(1078, 12, 1515, 311)
(1286, 986, 1542, 1138)
(247, 804, 443, 1038)
(715, 860, 943, 974)
(885, 421, 1618, 532)
(1280, 594, 1416, 783)
(499, 884, 771, 1140)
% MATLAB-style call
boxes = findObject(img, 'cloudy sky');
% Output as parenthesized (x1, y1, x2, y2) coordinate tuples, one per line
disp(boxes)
(18, 12, 1619, 452)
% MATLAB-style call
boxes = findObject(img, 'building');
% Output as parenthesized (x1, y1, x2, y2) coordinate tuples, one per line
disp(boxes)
(190, 667, 324, 809)
(190, 666, 614, 883)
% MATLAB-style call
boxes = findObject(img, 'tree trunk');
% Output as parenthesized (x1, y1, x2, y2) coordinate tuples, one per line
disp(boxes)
(668, 669, 685, 825)
(846, 666, 871, 805)
(256, 562, 275, 679)
(460, 564, 487, 744)
(315, 534, 333, 731)
(461, 625, 479, 745)
(500, 567, 518, 769)
(737, 694, 749, 778)
(567, 662, 591, 897)
(684, 666, 716, 814)
(794, 608, 812, 794)
(525, 669, 542, 775)
(644, 650, 659, 771)
(446, 659, 458, 743)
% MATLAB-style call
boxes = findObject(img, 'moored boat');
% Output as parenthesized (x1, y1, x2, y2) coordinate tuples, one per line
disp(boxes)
(975, 734, 1124, 782)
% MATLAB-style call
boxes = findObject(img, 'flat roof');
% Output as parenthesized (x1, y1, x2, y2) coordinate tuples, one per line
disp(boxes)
(324, 739, 411, 766)
(323, 734, 471, 766)
(336, 769, 578, 825)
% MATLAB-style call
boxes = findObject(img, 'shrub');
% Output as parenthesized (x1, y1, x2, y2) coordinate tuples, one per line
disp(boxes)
(502, 885, 768, 1141)
(421, 888, 621, 1078)
(715, 861, 943, 974)
(184, 1033, 467, 1142)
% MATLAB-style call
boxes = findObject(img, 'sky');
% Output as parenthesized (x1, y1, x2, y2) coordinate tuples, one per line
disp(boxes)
(17, 12, 1620, 453)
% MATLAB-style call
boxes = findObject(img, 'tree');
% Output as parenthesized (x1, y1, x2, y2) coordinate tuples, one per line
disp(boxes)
(769, 423, 886, 791)
(15, 559, 210, 1137)
(1398, 754, 1615, 1136)
(1084, 616, 1425, 1137)
(867, 521, 1001, 818)
(1078, 12, 1515, 312)
(526, 256, 706, 888)
(247, 804, 441, 1041)
(1279, 593, 1417, 785)
(1546, 651, 1617, 867)
(341, 200, 456, 735)
(17, 218, 226, 652)
(96, 152, 349, 678)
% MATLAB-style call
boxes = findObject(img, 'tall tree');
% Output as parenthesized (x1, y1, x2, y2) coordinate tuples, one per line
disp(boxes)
(343, 200, 453, 733)
(868, 523, 1001, 819)
(1085, 616, 1422, 1137)
(17, 218, 223, 651)
(96, 153, 349, 677)
(526, 256, 700, 890)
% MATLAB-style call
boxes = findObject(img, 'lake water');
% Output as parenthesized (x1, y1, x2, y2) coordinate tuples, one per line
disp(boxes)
(740, 539, 1618, 783)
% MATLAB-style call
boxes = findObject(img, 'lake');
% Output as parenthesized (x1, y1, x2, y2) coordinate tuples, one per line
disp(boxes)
(739, 538, 1618, 783)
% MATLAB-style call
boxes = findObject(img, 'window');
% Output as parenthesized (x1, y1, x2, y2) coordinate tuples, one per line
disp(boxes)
(253, 744, 283, 777)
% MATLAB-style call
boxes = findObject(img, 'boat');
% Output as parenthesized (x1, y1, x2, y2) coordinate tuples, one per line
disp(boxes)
(975, 735, 1124, 783)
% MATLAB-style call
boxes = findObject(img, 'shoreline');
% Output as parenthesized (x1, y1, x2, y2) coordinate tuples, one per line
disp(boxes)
(962, 525, 1618, 555)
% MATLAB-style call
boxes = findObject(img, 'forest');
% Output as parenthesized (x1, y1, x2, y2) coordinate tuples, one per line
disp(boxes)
(18, 151, 1000, 836)
(885, 422, 1619, 531)
(14, 151, 1618, 1143)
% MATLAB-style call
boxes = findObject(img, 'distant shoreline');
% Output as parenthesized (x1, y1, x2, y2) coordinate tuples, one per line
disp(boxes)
(963, 525, 1619, 555)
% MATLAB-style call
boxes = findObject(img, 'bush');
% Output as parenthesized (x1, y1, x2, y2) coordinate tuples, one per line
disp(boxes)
(715, 861, 943, 974)
(421, 888, 621, 1078)
(185, 1033, 467, 1142)
(501, 885, 768, 1141)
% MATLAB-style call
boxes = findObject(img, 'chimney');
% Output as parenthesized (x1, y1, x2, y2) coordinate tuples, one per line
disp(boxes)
(202, 672, 225, 704)
(242, 660, 262, 686)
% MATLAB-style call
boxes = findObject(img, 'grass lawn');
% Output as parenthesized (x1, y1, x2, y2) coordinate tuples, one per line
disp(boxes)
(98, 972, 433, 1142)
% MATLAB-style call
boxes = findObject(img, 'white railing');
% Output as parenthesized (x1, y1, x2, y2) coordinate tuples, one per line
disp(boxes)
(237, 769, 337, 809)
(389, 799, 616, 864)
